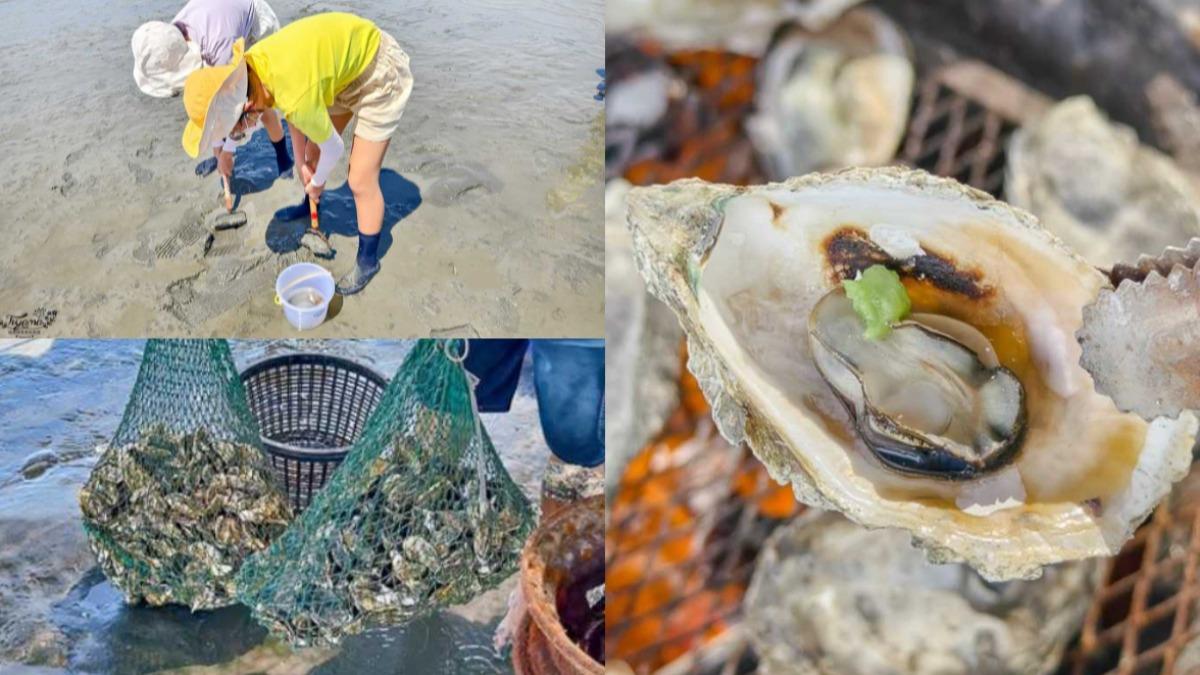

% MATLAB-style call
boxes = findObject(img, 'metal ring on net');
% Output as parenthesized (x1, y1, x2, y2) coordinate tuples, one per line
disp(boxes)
(443, 338, 470, 363)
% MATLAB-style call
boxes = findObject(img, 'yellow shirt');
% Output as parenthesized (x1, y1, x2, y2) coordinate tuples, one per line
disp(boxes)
(245, 12, 381, 143)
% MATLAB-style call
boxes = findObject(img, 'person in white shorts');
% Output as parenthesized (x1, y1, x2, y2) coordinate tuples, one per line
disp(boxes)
(179, 13, 414, 295)
(132, 0, 293, 178)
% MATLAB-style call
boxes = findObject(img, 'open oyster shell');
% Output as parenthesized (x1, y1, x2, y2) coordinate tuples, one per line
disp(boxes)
(1078, 238, 1200, 420)
(625, 167, 1199, 580)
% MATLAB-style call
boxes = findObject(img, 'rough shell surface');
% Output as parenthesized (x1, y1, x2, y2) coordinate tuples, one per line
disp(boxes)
(605, 179, 682, 498)
(745, 511, 1099, 675)
(1006, 96, 1200, 269)
(1079, 240, 1200, 419)
(625, 166, 1199, 580)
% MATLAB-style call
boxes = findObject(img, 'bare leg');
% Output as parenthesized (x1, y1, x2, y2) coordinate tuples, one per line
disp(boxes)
(347, 135, 390, 236)
(335, 130, 391, 294)
(262, 109, 285, 144)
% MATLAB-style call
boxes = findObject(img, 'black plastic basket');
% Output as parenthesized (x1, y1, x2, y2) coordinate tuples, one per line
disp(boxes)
(239, 353, 388, 511)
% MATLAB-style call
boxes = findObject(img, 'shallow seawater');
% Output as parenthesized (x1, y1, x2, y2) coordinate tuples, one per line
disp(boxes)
(286, 289, 327, 310)
(0, 339, 546, 673)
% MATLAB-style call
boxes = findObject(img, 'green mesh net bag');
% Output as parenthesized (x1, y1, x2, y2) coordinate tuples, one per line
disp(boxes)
(235, 339, 535, 646)
(79, 339, 293, 610)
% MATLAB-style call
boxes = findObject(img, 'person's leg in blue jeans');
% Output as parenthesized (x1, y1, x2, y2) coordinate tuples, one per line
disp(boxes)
(530, 339, 604, 518)
(461, 339, 529, 412)
(479, 339, 605, 652)
(463, 339, 604, 467)
(530, 339, 604, 468)
(464, 338, 604, 517)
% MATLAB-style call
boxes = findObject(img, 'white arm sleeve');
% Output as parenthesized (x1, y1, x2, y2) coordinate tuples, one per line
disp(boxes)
(214, 119, 265, 153)
(309, 132, 345, 187)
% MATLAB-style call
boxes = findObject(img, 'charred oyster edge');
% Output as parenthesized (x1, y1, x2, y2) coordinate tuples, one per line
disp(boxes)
(625, 166, 1198, 581)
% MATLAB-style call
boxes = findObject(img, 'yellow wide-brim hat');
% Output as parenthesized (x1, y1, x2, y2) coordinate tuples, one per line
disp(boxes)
(180, 38, 248, 158)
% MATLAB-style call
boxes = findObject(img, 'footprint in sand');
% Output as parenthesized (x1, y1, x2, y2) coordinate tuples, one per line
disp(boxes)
(409, 157, 502, 206)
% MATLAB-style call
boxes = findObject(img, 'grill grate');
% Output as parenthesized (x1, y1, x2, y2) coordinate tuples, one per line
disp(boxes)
(605, 347, 799, 675)
(900, 78, 1014, 195)
(898, 61, 1049, 196)
(1064, 471, 1200, 675)
(610, 44, 1049, 200)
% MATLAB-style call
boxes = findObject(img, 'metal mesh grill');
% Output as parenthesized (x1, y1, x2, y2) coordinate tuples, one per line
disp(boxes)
(607, 41, 1071, 674)
(898, 61, 1050, 195)
(239, 354, 387, 511)
(606, 347, 800, 674)
(609, 41, 1044, 200)
(899, 74, 1016, 195)
(613, 47, 766, 187)
(1064, 471, 1200, 675)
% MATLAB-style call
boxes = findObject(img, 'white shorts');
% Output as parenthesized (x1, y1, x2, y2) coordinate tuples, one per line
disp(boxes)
(328, 31, 414, 142)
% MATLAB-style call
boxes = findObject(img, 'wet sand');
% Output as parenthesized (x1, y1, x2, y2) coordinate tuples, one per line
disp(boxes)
(0, 340, 557, 672)
(0, 0, 603, 338)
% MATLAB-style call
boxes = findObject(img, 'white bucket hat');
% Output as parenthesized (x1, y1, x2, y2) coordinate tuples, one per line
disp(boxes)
(132, 21, 203, 98)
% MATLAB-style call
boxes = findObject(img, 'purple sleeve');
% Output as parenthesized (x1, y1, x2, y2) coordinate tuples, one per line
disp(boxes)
(173, 0, 258, 66)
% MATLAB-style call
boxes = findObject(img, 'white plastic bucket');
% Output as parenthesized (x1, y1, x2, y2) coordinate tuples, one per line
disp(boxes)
(275, 263, 335, 330)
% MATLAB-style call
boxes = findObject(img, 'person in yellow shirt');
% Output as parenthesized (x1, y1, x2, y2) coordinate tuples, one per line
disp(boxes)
(180, 12, 414, 295)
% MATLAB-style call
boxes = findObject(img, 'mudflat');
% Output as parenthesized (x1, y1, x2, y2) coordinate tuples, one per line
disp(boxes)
(0, 0, 604, 338)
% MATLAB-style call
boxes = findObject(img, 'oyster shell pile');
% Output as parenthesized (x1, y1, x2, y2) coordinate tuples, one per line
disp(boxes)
(606, 0, 868, 55)
(746, 8, 913, 180)
(745, 512, 1098, 675)
(236, 433, 532, 647)
(1006, 96, 1200, 269)
(78, 426, 292, 610)
(626, 167, 1199, 580)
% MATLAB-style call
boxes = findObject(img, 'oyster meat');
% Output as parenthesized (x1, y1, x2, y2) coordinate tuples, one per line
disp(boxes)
(626, 167, 1199, 580)
(809, 289, 1025, 480)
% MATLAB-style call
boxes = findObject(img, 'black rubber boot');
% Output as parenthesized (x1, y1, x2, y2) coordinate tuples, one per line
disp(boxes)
(194, 156, 218, 177)
(335, 261, 381, 295)
(272, 137, 294, 177)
